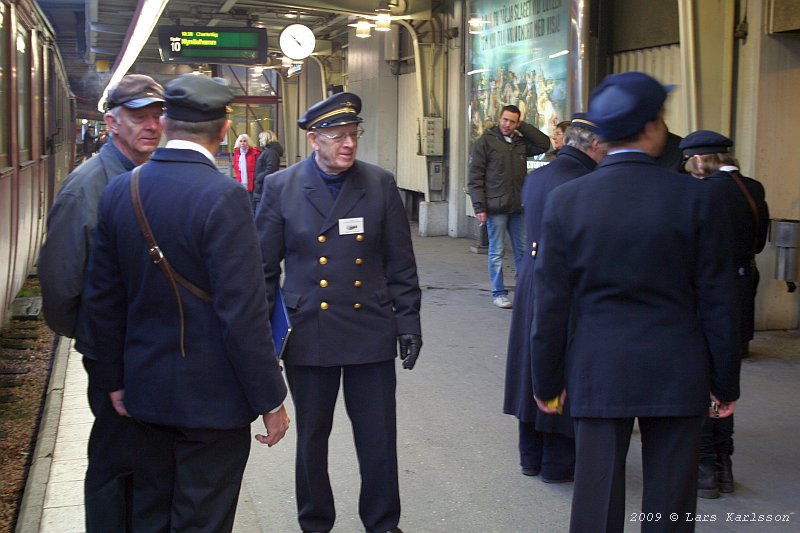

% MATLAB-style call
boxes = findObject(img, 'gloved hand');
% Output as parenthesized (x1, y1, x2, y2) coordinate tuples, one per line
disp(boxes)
(397, 334, 423, 370)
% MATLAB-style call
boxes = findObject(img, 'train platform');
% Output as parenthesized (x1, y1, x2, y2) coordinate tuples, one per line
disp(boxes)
(16, 230, 800, 532)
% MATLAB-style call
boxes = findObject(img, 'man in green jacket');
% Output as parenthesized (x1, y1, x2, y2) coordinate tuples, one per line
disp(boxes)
(468, 104, 550, 308)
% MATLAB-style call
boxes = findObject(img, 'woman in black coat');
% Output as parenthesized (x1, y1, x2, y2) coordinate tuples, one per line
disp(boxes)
(253, 130, 284, 212)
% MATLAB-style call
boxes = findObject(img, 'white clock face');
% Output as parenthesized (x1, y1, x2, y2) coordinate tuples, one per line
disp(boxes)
(280, 24, 316, 60)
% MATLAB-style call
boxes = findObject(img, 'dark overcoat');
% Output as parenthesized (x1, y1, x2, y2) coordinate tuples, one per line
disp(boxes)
(532, 152, 740, 418)
(503, 146, 597, 435)
(256, 156, 422, 367)
(82, 147, 287, 429)
(705, 169, 769, 343)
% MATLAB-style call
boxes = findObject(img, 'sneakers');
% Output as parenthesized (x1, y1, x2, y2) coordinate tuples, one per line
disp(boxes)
(493, 295, 512, 308)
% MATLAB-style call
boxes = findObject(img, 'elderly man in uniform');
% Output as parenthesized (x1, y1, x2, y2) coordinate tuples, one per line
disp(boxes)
(532, 72, 740, 532)
(39, 74, 164, 532)
(81, 74, 289, 532)
(256, 92, 422, 533)
(503, 113, 606, 483)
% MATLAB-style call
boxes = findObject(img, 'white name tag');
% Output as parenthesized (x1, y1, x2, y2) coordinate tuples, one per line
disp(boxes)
(339, 217, 364, 235)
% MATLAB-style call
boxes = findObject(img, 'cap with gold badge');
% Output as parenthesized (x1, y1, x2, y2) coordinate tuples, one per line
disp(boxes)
(297, 92, 364, 130)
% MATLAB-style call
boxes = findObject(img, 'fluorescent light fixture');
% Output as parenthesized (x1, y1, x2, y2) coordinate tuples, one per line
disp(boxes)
(375, 2, 391, 31)
(355, 19, 372, 38)
(468, 14, 488, 35)
(97, 0, 170, 111)
(549, 49, 569, 59)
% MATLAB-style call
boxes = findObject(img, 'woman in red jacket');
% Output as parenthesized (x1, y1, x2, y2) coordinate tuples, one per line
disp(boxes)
(233, 134, 260, 202)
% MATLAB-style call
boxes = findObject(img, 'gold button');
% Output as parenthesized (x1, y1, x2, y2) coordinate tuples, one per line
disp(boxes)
(532, 241, 537, 249)
(354, 280, 362, 287)
(532, 250, 537, 257)
(355, 258, 363, 265)
(356, 234, 364, 241)
(320, 302, 329, 310)
(319, 257, 328, 265)
(354, 303, 362, 309)
(320, 280, 328, 288)
(318, 235, 327, 243)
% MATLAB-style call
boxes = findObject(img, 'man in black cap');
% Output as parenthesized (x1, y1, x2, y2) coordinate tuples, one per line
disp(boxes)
(81, 74, 290, 532)
(503, 114, 606, 484)
(39, 73, 165, 532)
(531, 72, 740, 532)
(681, 129, 769, 499)
(255, 92, 422, 533)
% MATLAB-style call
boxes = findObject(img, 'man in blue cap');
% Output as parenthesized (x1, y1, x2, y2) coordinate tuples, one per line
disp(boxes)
(531, 72, 740, 532)
(255, 91, 422, 533)
(81, 74, 289, 532)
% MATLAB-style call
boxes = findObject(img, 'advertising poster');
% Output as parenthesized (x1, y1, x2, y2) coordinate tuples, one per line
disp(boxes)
(468, 0, 572, 145)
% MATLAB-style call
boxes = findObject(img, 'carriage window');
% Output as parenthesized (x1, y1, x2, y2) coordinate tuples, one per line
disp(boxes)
(17, 25, 31, 162)
(0, 4, 8, 165)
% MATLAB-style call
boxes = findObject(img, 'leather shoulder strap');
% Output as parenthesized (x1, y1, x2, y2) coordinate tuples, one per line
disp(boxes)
(130, 166, 212, 357)
(728, 170, 761, 255)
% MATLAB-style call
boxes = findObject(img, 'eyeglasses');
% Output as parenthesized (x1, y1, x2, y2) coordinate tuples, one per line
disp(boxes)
(313, 127, 365, 143)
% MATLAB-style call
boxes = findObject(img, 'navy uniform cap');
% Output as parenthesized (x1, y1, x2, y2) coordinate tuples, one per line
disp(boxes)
(164, 74, 234, 122)
(679, 130, 733, 156)
(585, 72, 674, 141)
(569, 112, 601, 135)
(298, 92, 364, 130)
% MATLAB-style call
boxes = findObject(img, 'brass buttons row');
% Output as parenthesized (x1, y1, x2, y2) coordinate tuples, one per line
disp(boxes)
(320, 302, 363, 310)
(531, 241, 538, 257)
(319, 257, 363, 265)
(320, 280, 362, 288)
(317, 234, 365, 242)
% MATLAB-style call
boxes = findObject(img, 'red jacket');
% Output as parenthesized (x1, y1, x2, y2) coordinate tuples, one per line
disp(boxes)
(233, 147, 260, 192)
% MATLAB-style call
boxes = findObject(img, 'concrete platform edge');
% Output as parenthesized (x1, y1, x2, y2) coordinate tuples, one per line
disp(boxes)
(15, 335, 70, 533)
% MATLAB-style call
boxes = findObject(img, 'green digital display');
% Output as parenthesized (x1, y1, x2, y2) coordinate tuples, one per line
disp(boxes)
(158, 26, 268, 65)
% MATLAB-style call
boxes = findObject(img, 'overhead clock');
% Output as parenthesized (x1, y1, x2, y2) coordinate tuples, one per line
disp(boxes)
(279, 23, 316, 60)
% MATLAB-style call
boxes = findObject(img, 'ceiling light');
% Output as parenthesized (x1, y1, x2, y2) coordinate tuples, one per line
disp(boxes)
(355, 19, 372, 38)
(97, 0, 170, 111)
(468, 14, 489, 35)
(375, 2, 391, 31)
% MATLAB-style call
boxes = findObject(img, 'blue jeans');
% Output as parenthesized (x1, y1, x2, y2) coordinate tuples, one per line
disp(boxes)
(486, 213, 525, 297)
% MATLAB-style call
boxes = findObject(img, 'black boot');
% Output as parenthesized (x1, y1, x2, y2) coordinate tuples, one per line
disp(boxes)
(717, 454, 734, 493)
(698, 463, 720, 499)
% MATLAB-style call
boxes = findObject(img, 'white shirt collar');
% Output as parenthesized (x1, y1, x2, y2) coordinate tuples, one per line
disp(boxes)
(165, 139, 216, 166)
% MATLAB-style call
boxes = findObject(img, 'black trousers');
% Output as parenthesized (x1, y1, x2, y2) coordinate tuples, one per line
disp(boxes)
(83, 357, 146, 533)
(699, 414, 734, 464)
(570, 416, 704, 533)
(132, 422, 251, 533)
(518, 420, 575, 480)
(286, 360, 399, 533)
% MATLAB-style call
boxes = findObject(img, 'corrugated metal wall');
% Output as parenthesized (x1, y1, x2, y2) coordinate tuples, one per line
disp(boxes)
(612, 44, 687, 136)
(396, 73, 428, 195)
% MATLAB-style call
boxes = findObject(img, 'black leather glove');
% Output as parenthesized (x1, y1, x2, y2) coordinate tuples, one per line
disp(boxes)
(397, 334, 423, 370)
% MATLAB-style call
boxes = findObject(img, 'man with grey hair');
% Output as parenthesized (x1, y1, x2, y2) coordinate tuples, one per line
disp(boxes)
(503, 113, 606, 484)
(39, 74, 165, 532)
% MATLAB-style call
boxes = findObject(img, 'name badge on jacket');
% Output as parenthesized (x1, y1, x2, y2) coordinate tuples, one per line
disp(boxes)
(339, 217, 364, 235)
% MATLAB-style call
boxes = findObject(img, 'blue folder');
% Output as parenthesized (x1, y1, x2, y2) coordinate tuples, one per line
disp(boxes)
(270, 288, 292, 360)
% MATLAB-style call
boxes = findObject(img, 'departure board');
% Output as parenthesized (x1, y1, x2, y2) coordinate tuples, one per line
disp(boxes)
(158, 26, 268, 65)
